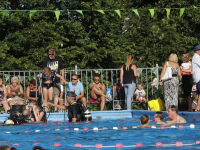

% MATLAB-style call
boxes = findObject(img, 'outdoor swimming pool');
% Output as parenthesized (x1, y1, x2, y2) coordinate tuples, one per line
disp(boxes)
(0, 110, 200, 150)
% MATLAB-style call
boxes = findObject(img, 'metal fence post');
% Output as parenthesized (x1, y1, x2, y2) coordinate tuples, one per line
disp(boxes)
(156, 64, 159, 98)
(75, 65, 77, 75)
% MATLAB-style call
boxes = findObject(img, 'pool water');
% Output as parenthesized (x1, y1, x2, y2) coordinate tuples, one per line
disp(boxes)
(0, 112, 200, 150)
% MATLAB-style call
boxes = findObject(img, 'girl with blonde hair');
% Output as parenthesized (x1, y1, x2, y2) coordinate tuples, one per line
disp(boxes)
(120, 54, 138, 110)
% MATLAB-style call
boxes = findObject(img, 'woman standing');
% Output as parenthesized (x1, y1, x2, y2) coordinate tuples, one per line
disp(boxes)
(160, 53, 181, 110)
(181, 53, 193, 111)
(120, 54, 138, 110)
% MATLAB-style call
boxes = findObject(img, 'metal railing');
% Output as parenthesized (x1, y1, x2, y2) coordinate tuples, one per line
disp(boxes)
(0, 64, 161, 103)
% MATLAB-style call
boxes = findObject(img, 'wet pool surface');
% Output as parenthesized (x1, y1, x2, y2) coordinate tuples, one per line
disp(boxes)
(0, 113, 200, 150)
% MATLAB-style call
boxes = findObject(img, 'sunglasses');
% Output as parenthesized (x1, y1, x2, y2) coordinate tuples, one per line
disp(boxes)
(94, 79, 100, 81)
(154, 116, 159, 118)
(72, 78, 77, 80)
(49, 54, 54, 56)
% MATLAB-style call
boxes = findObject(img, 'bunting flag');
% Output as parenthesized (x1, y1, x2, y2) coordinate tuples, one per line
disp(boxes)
(149, 9, 154, 18)
(76, 10, 83, 16)
(180, 8, 185, 17)
(97, 10, 105, 14)
(132, 9, 139, 17)
(1, 7, 200, 20)
(55, 10, 60, 21)
(29, 10, 37, 20)
(115, 10, 121, 18)
(2, 10, 9, 18)
(165, 8, 170, 18)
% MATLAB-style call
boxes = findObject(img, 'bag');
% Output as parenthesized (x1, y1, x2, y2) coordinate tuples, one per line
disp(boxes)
(148, 98, 165, 111)
(112, 83, 125, 100)
(161, 62, 172, 81)
(105, 88, 112, 102)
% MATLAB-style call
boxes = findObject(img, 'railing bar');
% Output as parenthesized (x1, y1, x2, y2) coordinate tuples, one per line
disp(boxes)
(86, 70, 88, 102)
(106, 70, 108, 89)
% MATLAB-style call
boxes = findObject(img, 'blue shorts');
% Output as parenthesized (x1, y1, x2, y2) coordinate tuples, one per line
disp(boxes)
(196, 81, 200, 95)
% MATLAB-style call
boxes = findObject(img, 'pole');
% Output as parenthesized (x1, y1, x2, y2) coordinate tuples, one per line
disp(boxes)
(156, 64, 159, 98)
(75, 65, 77, 75)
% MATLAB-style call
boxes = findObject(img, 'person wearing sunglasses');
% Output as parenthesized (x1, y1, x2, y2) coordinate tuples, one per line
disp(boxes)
(67, 74, 87, 108)
(42, 48, 64, 112)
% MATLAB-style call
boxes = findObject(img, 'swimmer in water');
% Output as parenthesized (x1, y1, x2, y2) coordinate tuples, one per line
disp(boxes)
(138, 114, 153, 127)
(154, 111, 165, 125)
(164, 105, 187, 126)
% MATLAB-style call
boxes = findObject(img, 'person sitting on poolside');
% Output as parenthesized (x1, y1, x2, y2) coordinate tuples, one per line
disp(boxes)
(23, 101, 45, 122)
(135, 82, 148, 103)
(154, 111, 165, 125)
(138, 114, 152, 127)
(89, 83, 112, 102)
(164, 105, 187, 126)
(48, 92, 91, 123)
(68, 74, 87, 108)
(37, 67, 68, 112)
(7, 77, 24, 108)
(89, 73, 110, 111)
(26, 79, 41, 109)
(0, 76, 9, 112)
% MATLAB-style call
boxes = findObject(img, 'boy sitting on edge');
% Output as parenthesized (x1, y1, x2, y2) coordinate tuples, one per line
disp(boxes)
(135, 82, 148, 103)
(154, 111, 165, 125)
(138, 114, 152, 127)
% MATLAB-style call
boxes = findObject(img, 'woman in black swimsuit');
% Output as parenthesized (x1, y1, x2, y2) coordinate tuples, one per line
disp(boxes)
(26, 79, 41, 109)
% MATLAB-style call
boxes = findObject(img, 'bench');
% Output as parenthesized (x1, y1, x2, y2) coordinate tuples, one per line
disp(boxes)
(113, 99, 148, 110)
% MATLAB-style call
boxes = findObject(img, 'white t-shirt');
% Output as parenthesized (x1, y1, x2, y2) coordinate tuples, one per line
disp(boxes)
(181, 62, 191, 69)
(135, 89, 145, 98)
(192, 53, 200, 83)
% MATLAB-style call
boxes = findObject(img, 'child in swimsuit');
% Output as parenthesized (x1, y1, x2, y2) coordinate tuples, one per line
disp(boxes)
(37, 67, 68, 112)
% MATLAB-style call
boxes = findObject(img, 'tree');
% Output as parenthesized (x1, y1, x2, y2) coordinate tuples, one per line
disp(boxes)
(0, 0, 200, 70)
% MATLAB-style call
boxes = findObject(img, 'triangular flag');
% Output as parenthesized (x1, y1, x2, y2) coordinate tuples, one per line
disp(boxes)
(29, 10, 37, 20)
(180, 8, 185, 17)
(132, 9, 139, 17)
(149, 9, 154, 18)
(97, 10, 105, 14)
(76, 10, 83, 16)
(55, 10, 60, 21)
(115, 10, 121, 18)
(2, 10, 9, 18)
(165, 9, 170, 18)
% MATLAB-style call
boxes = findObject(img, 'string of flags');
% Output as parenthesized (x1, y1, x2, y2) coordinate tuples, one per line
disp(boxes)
(1, 6, 200, 20)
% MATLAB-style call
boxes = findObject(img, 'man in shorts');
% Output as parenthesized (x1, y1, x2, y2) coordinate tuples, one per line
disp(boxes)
(42, 48, 64, 111)
(89, 73, 106, 111)
(68, 74, 87, 108)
